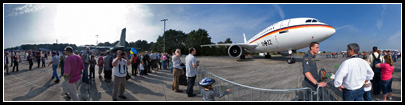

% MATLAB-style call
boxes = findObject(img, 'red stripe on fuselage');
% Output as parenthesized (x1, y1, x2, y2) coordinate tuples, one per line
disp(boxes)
(249, 24, 333, 44)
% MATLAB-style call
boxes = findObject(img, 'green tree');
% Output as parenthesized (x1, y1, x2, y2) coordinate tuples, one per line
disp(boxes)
(185, 29, 212, 56)
(152, 29, 187, 53)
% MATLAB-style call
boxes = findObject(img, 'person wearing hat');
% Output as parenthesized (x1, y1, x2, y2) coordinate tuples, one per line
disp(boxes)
(199, 77, 231, 101)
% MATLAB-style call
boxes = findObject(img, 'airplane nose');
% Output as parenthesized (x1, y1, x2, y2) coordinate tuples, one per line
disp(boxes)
(328, 26, 336, 37)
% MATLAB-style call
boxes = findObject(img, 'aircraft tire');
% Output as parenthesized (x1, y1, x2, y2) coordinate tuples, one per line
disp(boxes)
(287, 58, 296, 64)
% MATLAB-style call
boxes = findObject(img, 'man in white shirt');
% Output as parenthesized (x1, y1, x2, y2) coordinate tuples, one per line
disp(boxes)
(334, 43, 374, 101)
(112, 50, 131, 101)
(185, 48, 199, 97)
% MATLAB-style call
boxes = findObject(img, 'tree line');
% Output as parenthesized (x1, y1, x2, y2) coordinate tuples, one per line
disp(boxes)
(5, 28, 233, 56)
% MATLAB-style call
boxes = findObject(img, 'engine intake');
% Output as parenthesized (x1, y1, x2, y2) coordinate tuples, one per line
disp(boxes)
(228, 45, 243, 57)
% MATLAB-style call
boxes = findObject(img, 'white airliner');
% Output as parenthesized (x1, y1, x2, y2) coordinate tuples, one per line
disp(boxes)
(201, 17, 336, 64)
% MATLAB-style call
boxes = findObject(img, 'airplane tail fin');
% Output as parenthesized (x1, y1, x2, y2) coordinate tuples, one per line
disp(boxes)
(243, 33, 247, 44)
(116, 28, 126, 47)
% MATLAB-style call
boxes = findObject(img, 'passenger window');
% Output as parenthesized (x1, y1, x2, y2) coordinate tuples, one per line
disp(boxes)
(312, 19, 318, 22)
(305, 19, 312, 23)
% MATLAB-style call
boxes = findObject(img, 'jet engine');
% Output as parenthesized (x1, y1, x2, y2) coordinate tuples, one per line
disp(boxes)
(228, 45, 243, 58)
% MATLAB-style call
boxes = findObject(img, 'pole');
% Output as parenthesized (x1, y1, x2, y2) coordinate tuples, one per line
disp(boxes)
(161, 19, 168, 53)
(96, 35, 98, 45)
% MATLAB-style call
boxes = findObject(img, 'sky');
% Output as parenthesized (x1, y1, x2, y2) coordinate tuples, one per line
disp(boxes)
(3, 3, 402, 52)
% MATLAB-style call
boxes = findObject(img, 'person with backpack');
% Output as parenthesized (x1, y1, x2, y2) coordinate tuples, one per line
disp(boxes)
(367, 46, 384, 95)
(112, 50, 130, 101)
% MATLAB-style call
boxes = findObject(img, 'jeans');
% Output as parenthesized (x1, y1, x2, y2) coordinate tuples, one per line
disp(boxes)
(371, 72, 382, 95)
(52, 65, 59, 80)
(82, 64, 89, 83)
(28, 60, 33, 70)
(363, 91, 372, 101)
(343, 87, 364, 101)
(381, 78, 393, 94)
(162, 61, 167, 70)
(186, 76, 196, 96)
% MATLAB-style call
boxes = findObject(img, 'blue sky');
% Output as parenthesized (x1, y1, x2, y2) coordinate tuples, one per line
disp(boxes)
(3, 4, 401, 52)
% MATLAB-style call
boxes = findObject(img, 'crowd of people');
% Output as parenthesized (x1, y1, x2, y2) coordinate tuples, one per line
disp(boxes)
(5, 46, 226, 101)
(302, 42, 397, 101)
(4, 42, 399, 101)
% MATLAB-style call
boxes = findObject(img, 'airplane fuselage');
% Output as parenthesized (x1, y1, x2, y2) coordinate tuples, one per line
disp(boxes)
(246, 18, 335, 53)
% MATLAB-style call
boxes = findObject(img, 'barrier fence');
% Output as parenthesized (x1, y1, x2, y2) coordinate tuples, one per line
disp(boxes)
(196, 66, 342, 101)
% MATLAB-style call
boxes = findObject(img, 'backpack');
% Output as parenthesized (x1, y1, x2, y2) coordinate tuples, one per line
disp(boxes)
(372, 54, 382, 73)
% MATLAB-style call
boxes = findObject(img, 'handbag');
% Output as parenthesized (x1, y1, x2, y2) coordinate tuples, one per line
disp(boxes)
(126, 71, 131, 81)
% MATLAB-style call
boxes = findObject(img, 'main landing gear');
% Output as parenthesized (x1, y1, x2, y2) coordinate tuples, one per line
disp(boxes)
(287, 50, 296, 64)
(287, 55, 296, 64)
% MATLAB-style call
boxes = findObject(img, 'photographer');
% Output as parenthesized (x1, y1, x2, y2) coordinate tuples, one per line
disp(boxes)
(112, 50, 131, 101)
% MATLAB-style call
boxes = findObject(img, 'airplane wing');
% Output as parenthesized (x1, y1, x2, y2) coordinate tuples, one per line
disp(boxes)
(200, 43, 258, 51)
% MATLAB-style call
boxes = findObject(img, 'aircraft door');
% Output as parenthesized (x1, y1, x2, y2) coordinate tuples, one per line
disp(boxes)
(279, 20, 290, 34)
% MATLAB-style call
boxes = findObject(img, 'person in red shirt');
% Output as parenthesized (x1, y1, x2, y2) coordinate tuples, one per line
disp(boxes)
(63, 46, 84, 101)
(376, 53, 395, 101)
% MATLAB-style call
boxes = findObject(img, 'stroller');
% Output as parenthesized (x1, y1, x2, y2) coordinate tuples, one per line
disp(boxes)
(179, 63, 188, 86)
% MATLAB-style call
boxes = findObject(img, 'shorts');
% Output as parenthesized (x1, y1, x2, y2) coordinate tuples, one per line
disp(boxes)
(381, 78, 393, 94)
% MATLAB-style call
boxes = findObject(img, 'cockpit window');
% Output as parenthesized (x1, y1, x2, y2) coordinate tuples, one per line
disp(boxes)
(305, 19, 312, 23)
(312, 19, 318, 22)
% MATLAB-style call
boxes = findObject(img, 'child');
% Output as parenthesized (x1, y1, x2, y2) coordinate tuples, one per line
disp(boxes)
(139, 60, 144, 78)
(89, 55, 96, 80)
(199, 77, 230, 101)
(41, 56, 46, 68)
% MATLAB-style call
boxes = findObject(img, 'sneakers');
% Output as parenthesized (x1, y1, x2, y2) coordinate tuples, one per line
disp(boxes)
(64, 92, 71, 99)
(113, 95, 127, 101)
(118, 95, 127, 99)
(188, 94, 196, 97)
(54, 79, 60, 83)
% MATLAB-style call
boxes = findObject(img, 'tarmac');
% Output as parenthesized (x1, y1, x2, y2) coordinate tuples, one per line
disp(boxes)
(3, 52, 402, 101)
(4, 52, 201, 101)
(199, 54, 402, 101)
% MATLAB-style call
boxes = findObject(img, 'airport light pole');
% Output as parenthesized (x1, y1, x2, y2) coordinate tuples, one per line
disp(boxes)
(96, 35, 99, 46)
(161, 19, 168, 53)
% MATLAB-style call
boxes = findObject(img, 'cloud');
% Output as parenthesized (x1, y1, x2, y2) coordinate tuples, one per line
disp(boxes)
(388, 31, 400, 40)
(379, 31, 401, 50)
(376, 19, 383, 30)
(272, 4, 285, 19)
(381, 4, 387, 16)
(144, 4, 280, 43)
(7, 4, 46, 17)
(376, 5, 386, 30)
(335, 25, 358, 32)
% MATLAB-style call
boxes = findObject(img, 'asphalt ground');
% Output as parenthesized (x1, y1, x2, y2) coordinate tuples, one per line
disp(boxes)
(3, 52, 402, 101)
(3, 52, 201, 101)
(198, 54, 401, 101)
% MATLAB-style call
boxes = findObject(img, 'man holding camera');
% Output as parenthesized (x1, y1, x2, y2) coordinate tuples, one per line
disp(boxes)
(112, 50, 131, 101)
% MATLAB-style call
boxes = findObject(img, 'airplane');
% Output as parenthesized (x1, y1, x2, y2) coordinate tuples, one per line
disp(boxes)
(201, 17, 336, 64)
(89, 28, 139, 54)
